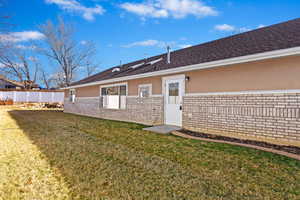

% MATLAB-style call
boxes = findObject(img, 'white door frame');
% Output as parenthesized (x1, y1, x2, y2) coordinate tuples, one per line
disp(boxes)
(162, 74, 185, 126)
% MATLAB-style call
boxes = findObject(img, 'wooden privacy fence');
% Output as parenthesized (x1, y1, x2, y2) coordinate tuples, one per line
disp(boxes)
(0, 90, 64, 103)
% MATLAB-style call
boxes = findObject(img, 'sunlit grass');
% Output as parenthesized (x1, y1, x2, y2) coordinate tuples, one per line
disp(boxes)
(1, 106, 300, 199)
(0, 107, 70, 200)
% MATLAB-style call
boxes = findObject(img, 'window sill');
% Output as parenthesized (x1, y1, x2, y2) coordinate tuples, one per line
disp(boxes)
(101, 108, 126, 111)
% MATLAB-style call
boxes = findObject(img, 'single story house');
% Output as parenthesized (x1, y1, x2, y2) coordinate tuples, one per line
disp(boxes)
(63, 18, 300, 142)
(0, 75, 24, 89)
(0, 75, 40, 90)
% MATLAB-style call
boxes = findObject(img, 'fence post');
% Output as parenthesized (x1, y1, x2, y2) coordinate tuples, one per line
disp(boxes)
(26, 91, 29, 102)
(13, 91, 16, 102)
(51, 92, 54, 103)
(38, 92, 41, 103)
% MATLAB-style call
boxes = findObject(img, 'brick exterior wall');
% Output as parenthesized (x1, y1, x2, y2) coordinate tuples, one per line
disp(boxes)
(64, 92, 300, 142)
(64, 96, 164, 125)
(183, 93, 300, 141)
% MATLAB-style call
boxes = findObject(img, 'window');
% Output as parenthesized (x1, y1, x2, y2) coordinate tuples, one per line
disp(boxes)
(101, 84, 127, 109)
(168, 82, 179, 104)
(138, 84, 152, 98)
(69, 89, 76, 103)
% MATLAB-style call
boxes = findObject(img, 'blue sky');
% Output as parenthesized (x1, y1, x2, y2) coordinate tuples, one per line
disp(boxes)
(2, 0, 300, 80)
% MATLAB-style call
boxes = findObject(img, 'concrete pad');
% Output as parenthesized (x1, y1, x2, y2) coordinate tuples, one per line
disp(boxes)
(143, 125, 182, 134)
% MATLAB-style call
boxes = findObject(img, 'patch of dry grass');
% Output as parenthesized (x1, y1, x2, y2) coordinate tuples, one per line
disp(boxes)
(0, 107, 70, 200)
(0, 106, 300, 199)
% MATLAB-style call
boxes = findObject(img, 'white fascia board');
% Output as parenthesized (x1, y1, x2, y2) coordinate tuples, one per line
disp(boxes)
(62, 46, 300, 89)
(185, 89, 300, 96)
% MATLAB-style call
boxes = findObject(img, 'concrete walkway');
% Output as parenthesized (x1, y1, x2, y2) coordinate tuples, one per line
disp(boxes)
(143, 125, 182, 134)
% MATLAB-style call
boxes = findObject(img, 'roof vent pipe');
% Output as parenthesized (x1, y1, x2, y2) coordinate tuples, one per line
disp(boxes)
(167, 45, 171, 64)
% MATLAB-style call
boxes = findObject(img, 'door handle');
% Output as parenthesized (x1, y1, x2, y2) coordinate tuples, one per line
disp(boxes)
(179, 105, 182, 110)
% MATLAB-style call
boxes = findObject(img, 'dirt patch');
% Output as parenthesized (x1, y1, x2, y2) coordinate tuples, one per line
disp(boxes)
(180, 129, 300, 155)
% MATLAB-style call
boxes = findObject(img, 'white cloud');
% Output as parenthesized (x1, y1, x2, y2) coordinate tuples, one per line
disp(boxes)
(120, 3, 168, 18)
(80, 40, 87, 45)
(238, 27, 250, 32)
(28, 56, 38, 62)
(215, 24, 251, 33)
(15, 44, 28, 49)
(15, 44, 37, 50)
(120, 0, 218, 19)
(214, 24, 235, 32)
(0, 63, 5, 68)
(122, 39, 165, 48)
(0, 31, 45, 43)
(178, 44, 192, 48)
(45, 0, 105, 21)
(258, 24, 266, 28)
(123, 39, 194, 49)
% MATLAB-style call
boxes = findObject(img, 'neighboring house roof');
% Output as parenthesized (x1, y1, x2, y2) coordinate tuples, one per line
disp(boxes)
(70, 18, 300, 88)
(0, 75, 24, 88)
(0, 76, 40, 89)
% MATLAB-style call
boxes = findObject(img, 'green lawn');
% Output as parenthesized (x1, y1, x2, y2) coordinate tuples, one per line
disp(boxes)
(0, 107, 300, 200)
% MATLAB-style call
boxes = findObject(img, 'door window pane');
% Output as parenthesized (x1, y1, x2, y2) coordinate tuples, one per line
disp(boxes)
(168, 82, 179, 104)
(120, 85, 127, 96)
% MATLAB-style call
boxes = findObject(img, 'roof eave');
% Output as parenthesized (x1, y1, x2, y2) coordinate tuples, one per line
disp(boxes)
(61, 46, 300, 90)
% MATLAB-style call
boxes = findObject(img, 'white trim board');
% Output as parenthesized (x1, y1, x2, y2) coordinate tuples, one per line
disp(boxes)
(162, 74, 185, 96)
(185, 89, 300, 96)
(138, 84, 152, 97)
(162, 74, 185, 126)
(63, 46, 300, 89)
(99, 82, 128, 97)
(75, 97, 99, 99)
(127, 94, 163, 98)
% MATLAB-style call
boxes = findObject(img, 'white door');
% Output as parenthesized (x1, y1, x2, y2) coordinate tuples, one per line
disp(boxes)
(164, 78, 184, 126)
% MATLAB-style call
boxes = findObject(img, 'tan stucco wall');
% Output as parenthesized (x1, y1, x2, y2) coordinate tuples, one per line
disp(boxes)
(185, 55, 300, 93)
(64, 90, 69, 98)
(64, 55, 300, 97)
(76, 85, 99, 97)
(128, 76, 162, 95)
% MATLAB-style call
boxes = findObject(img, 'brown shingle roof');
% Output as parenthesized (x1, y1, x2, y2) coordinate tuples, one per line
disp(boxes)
(71, 18, 300, 86)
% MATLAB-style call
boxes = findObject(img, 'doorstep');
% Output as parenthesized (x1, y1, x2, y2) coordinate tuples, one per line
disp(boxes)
(143, 125, 182, 134)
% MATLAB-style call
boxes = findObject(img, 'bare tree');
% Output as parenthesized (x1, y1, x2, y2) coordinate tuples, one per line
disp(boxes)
(0, 15, 13, 58)
(40, 69, 52, 89)
(0, 48, 39, 89)
(0, 0, 40, 88)
(0, 0, 14, 49)
(38, 17, 97, 87)
(85, 60, 99, 77)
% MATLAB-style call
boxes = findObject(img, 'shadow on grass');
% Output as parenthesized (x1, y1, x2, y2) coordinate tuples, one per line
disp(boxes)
(8, 109, 300, 200)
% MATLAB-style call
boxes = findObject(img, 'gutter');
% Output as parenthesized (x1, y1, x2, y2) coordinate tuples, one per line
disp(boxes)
(62, 46, 300, 90)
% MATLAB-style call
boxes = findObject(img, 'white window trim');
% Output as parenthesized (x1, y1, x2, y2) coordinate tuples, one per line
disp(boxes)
(162, 74, 185, 96)
(138, 84, 152, 98)
(99, 82, 128, 110)
(99, 82, 128, 96)
(69, 88, 76, 103)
